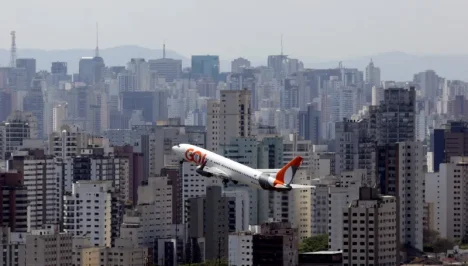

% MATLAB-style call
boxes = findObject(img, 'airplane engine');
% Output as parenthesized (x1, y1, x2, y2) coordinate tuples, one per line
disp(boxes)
(258, 174, 291, 191)
(196, 166, 213, 177)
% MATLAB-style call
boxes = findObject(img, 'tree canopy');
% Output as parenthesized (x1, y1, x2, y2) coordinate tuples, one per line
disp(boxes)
(423, 228, 454, 253)
(299, 234, 329, 253)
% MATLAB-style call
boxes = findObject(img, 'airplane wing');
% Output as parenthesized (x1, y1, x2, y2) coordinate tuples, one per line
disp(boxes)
(256, 169, 281, 174)
(290, 184, 316, 189)
(203, 165, 230, 179)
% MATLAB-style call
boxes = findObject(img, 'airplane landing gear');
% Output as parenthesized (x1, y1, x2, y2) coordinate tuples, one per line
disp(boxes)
(222, 178, 229, 188)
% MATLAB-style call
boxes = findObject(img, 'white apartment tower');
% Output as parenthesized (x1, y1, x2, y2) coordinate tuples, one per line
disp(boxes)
(63, 181, 116, 247)
(52, 102, 67, 133)
(49, 124, 90, 160)
(206, 90, 251, 154)
(119, 175, 175, 245)
(426, 156, 468, 242)
(328, 170, 362, 251)
(342, 187, 398, 266)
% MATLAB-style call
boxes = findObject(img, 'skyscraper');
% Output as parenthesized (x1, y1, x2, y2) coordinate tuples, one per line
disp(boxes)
(16, 58, 36, 88)
(267, 55, 288, 81)
(148, 58, 182, 82)
(78, 56, 105, 85)
(191, 55, 220, 81)
(365, 59, 380, 87)
(23, 79, 44, 138)
(231, 57, 251, 73)
(377, 87, 416, 145)
(298, 103, 321, 145)
(51, 62, 67, 75)
(413, 70, 441, 100)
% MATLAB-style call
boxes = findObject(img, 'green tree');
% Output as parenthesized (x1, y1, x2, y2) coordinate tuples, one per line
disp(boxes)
(423, 228, 454, 254)
(299, 234, 328, 253)
(433, 238, 455, 254)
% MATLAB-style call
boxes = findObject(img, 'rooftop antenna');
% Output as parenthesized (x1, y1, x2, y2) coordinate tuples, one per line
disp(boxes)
(95, 22, 100, 57)
(10, 31, 16, 68)
(163, 41, 166, 59)
(280, 34, 283, 57)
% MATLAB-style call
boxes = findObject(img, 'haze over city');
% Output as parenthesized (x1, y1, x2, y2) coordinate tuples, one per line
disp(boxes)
(2, 1, 468, 265)
(2, 0, 468, 59)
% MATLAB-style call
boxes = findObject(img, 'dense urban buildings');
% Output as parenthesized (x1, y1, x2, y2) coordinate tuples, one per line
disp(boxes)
(0, 32, 465, 265)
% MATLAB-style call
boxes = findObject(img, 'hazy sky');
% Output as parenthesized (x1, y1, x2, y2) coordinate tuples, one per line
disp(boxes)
(2, 0, 468, 60)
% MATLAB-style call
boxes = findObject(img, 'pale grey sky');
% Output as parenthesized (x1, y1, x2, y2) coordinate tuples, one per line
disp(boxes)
(1, 0, 467, 60)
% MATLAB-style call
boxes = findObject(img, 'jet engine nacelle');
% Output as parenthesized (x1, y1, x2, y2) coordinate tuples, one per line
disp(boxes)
(258, 174, 292, 191)
(196, 166, 213, 177)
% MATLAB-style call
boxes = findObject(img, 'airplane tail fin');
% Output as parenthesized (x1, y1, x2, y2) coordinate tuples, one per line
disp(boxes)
(274, 156, 303, 186)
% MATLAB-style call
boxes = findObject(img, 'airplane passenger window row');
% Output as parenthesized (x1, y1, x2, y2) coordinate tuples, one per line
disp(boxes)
(209, 159, 254, 180)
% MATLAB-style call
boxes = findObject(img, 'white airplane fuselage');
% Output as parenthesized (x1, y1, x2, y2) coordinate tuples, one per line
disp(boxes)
(172, 143, 264, 189)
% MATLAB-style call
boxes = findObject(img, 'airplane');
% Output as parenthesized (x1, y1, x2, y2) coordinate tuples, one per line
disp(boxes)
(172, 143, 314, 191)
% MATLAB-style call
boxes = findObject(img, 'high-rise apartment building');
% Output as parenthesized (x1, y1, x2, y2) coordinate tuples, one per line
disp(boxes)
(432, 121, 468, 172)
(335, 118, 376, 186)
(426, 156, 468, 242)
(188, 186, 231, 262)
(25, 225, 73, 266)
(52, 102, 67, 133)
(48, 124, 90, 160)
(342, 187, 398, 266)
(0, 111, 38, 160)
(206, 90, 251, 154)
(63, 151, 130, 202)
(378, 141, 425, 251)
(63, 181, 121, 247)
(0, 227, 26, 266)
(8, 149, 62, 231)
(0, 171, 28, 232)
(328, 170, 363, 251)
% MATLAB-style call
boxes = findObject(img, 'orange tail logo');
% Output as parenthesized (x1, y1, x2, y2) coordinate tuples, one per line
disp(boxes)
(185, 148, 207, 165)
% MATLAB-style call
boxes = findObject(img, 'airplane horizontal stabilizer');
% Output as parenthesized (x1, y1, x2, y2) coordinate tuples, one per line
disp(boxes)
(290, 184, 316, 189)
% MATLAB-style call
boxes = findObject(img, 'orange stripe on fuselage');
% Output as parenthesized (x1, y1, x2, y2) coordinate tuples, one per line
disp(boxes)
(274, 156, 303, 185)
